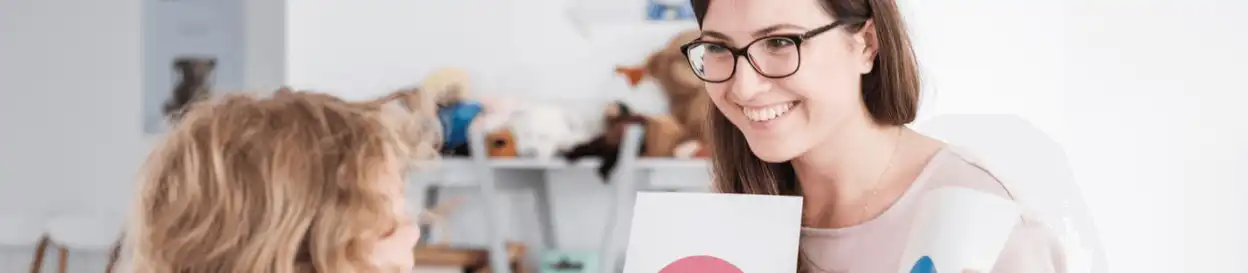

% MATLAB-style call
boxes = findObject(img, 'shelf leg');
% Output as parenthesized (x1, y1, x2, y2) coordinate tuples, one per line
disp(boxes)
(470, 127, 512, 273)
(599, 125, 646, 273)
(534, 171, 560, 250)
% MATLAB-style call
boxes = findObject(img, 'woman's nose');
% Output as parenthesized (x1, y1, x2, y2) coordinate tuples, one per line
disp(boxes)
(728, 56, 767, 102)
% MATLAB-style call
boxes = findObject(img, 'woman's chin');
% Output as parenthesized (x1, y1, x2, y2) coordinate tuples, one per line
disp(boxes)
(747, 142, 802, 163)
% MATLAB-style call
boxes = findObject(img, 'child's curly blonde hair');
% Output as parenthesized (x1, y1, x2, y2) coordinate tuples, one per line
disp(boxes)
(127, 89, 440, 273)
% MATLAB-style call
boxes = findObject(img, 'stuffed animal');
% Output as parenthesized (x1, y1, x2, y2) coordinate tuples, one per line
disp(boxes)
(645, 29, 713, 158)
(486, 129, 518, 158)
(564, 102, 685, 181)
(421, 67, 472, 107)
(163, 56, 217, 123)
(617, 30, 712, 159)
(507, 105, 597, 160)
(438, 101, 484, 156)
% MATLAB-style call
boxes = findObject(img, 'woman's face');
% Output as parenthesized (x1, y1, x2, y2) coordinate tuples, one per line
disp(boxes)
(700, 0, 876, 162)
(371, 164, 420, 272)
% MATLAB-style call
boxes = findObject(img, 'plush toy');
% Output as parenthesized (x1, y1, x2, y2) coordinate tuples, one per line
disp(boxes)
(438, 101, 483, 156)
(507, 105, 597, 160)
(163, 56, 217, 123)
(421, 67, 472, 107)
(485, 129, 518, 158)
(564, 102, 686, 181)
(620, 29, 713, 159)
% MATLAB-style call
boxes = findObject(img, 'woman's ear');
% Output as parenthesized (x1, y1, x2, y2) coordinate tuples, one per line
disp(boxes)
(855, 19, 879, 74)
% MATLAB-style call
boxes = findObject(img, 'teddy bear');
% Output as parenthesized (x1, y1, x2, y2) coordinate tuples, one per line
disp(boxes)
(618, 29, 713, 159)
(564, 101, 685, 181)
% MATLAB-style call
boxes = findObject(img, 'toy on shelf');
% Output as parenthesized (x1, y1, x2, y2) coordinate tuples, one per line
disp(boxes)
(439, 101, 484, 156)
(422, 67, 472, 107)
(163, 56, 217, 124)
(564, 102, 684, 181)
(486, 129, 518, 158)
(507, 104, 599, 160)
(617, 29, 713, 159)
(416, 67, 486, 157)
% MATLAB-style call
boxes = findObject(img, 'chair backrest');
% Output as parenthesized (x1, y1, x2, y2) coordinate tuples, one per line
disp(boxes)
(913, 114, 1107, 273)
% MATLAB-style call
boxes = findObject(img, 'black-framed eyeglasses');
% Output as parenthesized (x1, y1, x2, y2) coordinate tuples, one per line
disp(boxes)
(680, 20, 858, 83)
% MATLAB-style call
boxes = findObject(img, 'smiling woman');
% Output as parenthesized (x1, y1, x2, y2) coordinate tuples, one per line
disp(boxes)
(686, 0, 1068, 272)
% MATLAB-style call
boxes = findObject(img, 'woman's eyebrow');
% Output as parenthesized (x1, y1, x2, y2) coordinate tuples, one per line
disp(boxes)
(700, 23, 808, 44)
(753, 23, 807, 37)
(700, 30, 732, 42)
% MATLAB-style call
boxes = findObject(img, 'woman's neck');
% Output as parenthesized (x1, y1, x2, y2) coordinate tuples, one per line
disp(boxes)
(792, 121, 905, 221)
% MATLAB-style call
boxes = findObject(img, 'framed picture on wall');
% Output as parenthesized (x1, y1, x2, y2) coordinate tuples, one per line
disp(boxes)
(645, 0, 695, 21)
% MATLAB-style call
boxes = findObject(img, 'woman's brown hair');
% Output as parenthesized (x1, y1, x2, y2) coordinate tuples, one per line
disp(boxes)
(126, 90, 440, 273)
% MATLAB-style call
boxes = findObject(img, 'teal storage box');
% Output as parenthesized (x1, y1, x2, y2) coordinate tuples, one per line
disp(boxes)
(539, 251, 599, 273)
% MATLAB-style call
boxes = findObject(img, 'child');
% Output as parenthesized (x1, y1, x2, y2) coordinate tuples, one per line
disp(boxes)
(127, 89, 440, 273)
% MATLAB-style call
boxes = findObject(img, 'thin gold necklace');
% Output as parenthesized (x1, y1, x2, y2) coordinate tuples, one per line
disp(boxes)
(813, 127, 907, 273)
(859, 127, 906, 225)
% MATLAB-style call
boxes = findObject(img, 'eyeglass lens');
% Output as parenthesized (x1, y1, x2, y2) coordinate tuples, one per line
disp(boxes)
(685, 37, 801, 82)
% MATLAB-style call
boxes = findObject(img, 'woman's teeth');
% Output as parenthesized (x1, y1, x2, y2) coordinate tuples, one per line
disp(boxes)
(743, 102, 796, 122)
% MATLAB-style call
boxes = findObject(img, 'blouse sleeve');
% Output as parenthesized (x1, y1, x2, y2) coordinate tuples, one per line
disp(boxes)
(989, 217, 1068, 273)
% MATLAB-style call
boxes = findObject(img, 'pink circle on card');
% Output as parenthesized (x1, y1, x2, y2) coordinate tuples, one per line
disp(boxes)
(657, 255, 744, 273)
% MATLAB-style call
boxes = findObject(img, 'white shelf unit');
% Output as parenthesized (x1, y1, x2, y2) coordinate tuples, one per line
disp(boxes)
(408, 124, 711, 273)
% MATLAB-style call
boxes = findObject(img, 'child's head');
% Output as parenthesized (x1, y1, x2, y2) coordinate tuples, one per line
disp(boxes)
(129, 90, 438, 273)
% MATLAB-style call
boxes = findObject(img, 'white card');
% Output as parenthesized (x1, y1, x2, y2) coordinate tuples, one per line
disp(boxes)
(624, 192, 803, 273)
(897, 187, 1022, 273)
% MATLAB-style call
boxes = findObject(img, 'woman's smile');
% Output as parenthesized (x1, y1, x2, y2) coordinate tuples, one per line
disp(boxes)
(740, 100, 802, 130)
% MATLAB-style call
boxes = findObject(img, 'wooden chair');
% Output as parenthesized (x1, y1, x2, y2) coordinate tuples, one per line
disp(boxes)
(28, 235, 50, 273)
(45, 213, 124, 273)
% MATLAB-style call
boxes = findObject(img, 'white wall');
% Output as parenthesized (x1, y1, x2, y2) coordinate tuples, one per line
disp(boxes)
(0, 0, 143, 271)
(1065, 1, 1248, 272)
(1, 0, 143, 222)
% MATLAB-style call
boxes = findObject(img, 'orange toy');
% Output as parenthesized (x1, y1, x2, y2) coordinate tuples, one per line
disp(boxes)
(614, 66, 648, 87)
(486, 129, 517, 158)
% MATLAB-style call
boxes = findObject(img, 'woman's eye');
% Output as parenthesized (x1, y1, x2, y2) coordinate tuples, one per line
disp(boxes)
(765, 38, 796, 49)
(705, 44, 729, 53)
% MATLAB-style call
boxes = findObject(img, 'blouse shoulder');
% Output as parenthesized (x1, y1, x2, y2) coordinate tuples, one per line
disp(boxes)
(928, 146, 1069, 273)
(922, 146, 1016, 200)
